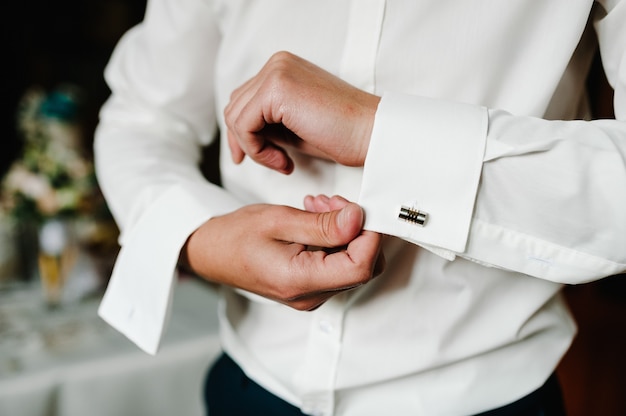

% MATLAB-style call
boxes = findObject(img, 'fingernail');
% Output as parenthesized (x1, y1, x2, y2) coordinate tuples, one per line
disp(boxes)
(337, 204, 361, 229)
(337, 206, 348, 228)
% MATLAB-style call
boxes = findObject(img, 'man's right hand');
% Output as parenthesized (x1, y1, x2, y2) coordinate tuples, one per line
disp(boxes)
(180, 199, 383, 310)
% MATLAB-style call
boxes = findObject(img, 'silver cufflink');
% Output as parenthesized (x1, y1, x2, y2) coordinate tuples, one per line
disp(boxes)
(398, 206, 428, 226)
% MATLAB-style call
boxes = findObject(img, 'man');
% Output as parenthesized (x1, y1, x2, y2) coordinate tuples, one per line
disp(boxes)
(96, 1, 626, 415)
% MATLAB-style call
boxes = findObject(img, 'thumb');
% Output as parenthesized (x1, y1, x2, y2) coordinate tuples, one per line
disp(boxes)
(278, 203, 364, 248)
(323, 203, 364, 246)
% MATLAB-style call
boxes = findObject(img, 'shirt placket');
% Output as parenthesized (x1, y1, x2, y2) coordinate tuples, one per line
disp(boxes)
(297, 2, 386, 415)
(295, 294, 346, 416)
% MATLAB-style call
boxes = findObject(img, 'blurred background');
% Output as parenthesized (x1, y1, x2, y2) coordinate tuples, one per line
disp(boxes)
(0, 2, 624, 415)
(1, 0, 151, 322)
(1, 3, 222, 416)
(2, 1, 146, 177)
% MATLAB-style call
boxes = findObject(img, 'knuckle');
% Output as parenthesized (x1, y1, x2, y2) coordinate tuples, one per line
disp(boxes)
(288, 298, 322, 312)
(266, 53, 295, 84)
(269, 50, 295, 65)
(290, 301, 313, 312)
(276, 286, 304, 305)
(357, 273, 372, 286)
(343, 263, 373, 288)
(354, 265, 374, 284)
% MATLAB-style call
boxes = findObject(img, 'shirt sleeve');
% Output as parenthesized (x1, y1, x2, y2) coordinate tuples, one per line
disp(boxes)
(95, 0, 242, 354)
(359, 3, 626, 285)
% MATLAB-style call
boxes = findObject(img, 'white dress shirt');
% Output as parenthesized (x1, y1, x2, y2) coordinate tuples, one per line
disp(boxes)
(95, 1, 626, 415)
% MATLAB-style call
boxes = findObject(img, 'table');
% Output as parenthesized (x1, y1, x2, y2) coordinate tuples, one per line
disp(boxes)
(0, 277, 222, 416)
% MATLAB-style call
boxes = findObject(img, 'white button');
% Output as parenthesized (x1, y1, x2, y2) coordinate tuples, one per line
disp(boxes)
(318, 320, 333, 334)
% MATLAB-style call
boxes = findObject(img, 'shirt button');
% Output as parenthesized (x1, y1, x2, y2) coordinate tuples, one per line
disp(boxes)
(318, 320, 333, 334)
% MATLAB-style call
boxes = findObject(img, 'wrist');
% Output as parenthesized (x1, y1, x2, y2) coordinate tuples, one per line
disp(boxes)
(355, 93, 381, 166)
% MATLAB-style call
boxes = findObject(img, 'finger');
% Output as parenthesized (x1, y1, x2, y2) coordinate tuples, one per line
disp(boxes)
(224, 76, 264, 165)
(326, 195, 350, 210)
(307, 195, 387, 277)
(327, 193, 385, 277)
(227, 129, 246, 164)
(225, 92, 253, 165)
(224, 77, 258, 135)
(290, 229, 383, 292)
(225, 71, 295, 173)
(303, 195, 316, 212)
(224, 75, 258, 120)
(324, 229, 383, 284)
(303, 194, 350, 213)
(303, 194, 330, 212)
(227, 121, 295, 173)
(233, 98, 294, 174)
(343, 229, 383, 271)
(281, 291, 337, 311)
(240, 130, 295, 174)
(273, 203, 364, 248)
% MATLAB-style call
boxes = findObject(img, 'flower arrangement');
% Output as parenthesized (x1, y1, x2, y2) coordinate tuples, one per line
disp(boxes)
(0, 85, 119, 290)
(0, 85, 98, 223)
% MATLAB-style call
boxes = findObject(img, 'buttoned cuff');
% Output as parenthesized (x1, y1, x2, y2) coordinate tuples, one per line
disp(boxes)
(359, 92, 488, 257)
(98, 181, 243, 354)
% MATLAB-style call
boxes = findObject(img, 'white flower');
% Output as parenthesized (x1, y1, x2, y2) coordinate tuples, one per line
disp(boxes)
(5, 165, 52, 200)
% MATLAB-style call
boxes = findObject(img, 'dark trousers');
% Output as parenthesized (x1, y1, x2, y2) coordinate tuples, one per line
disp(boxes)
(204, 353, 566, 416)
(204, 353, 305, 416)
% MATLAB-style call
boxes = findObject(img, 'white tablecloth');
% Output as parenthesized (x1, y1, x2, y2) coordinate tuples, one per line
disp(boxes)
(0, 278, 222, 416)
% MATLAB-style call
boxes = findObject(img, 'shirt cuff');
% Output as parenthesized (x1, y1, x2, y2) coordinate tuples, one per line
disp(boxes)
(358, 92, 488, 257)
(98, 181, 243, 354)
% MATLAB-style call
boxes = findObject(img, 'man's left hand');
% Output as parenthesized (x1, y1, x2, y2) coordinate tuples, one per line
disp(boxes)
(224, 51, 381, 174)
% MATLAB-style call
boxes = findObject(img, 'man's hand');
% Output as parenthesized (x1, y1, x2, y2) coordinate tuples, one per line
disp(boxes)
(304, 194, 386, 274)
(224, 51, 381, 174)
(181, 198, 383, 310)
